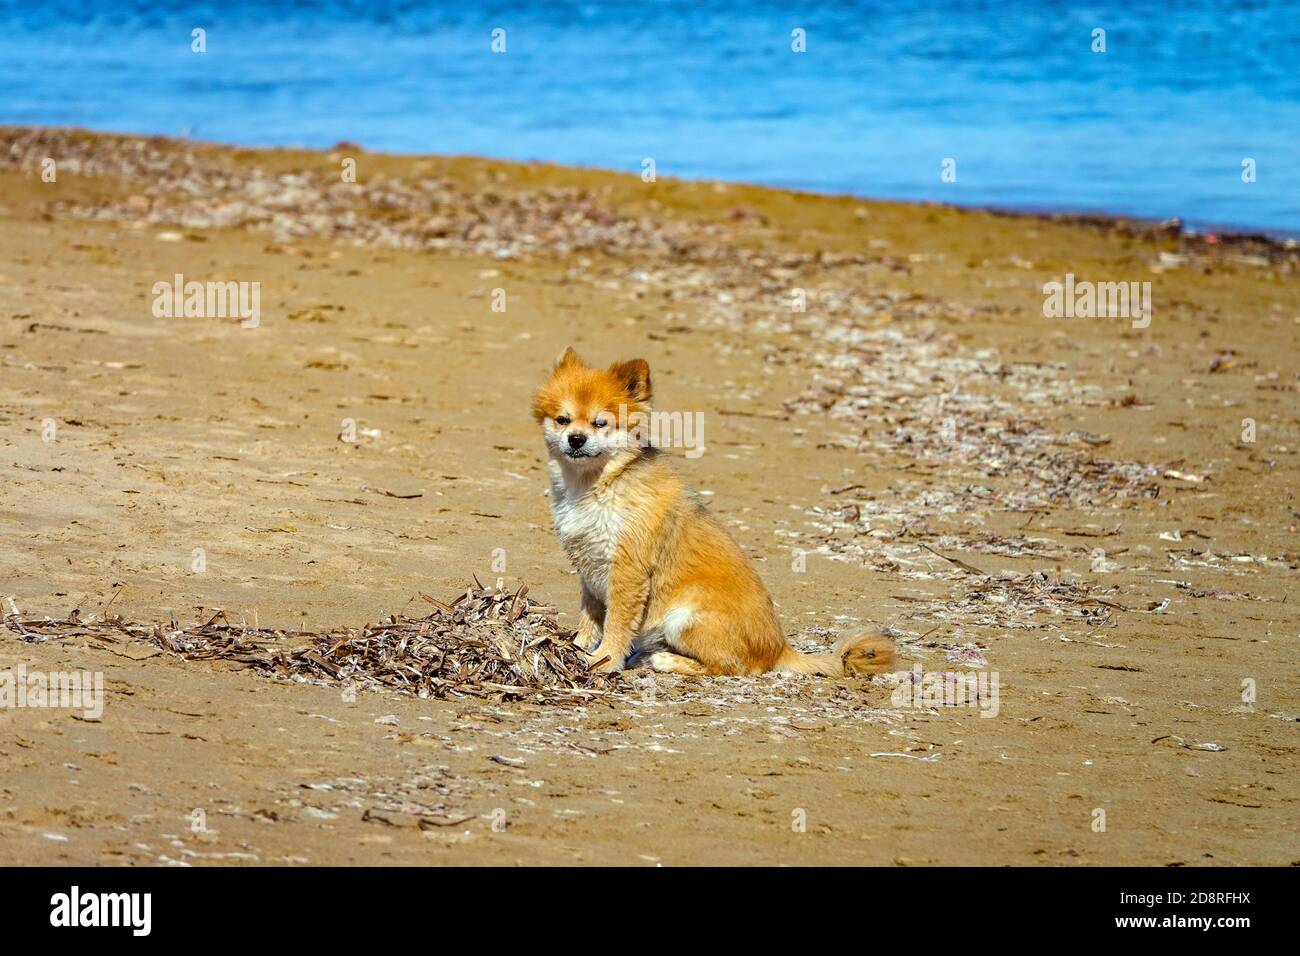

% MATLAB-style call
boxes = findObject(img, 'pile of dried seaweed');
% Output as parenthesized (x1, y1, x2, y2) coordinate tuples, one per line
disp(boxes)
(3, 582, 624, 703)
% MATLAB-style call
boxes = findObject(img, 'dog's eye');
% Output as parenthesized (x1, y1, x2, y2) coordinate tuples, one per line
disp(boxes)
(593, 418, 608, 429)
(555, 415, 570, 426)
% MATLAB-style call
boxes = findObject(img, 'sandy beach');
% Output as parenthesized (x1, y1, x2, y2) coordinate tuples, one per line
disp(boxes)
(1, 127, 1296, 866)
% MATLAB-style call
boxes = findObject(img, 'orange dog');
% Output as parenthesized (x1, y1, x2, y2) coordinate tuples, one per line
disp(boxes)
(532, 347, 894, 677)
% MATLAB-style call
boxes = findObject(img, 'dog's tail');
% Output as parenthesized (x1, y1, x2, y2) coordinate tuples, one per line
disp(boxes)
(775, 630, 894, 677)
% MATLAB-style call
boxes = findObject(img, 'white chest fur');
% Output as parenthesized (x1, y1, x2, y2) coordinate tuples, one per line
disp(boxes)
(549, 466, 622, 603)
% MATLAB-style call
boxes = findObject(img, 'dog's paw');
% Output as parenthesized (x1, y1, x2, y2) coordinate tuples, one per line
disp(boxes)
(574, 629, 602, 653)
(589, 650, 624, 673)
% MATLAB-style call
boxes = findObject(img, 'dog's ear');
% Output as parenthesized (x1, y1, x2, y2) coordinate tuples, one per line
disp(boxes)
(554, 346, 584, 370)
(609, 358, 652, 403)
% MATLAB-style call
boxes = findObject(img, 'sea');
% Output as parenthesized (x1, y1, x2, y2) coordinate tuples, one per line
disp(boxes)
(2, 0, 1298, 234)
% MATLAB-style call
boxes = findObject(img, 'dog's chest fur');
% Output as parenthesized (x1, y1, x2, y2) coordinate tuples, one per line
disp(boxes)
(549, 469, 623, 603)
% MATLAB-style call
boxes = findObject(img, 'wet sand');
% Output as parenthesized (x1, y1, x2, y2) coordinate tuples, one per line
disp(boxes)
(0, 128, 1297, 866)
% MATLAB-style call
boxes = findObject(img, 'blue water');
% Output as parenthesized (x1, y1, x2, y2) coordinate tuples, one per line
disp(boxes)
(3, 1, 1299, 234)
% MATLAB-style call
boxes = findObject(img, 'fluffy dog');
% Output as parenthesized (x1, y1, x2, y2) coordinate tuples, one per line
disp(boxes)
(533, 347, 893, 676)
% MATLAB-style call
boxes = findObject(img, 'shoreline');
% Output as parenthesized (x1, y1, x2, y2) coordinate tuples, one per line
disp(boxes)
(8, 123, 1298, 248)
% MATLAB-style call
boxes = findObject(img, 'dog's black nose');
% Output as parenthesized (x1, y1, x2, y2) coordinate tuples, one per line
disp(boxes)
(567, 432, 587, 450)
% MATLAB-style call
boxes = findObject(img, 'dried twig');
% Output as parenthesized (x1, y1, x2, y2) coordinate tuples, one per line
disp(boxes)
(919, 543, 989, 577)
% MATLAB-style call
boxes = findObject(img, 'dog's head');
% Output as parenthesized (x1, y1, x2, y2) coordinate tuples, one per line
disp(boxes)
(532, 346, 652, 472)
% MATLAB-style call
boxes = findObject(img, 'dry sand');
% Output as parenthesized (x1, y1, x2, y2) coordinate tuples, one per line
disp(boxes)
(0, 128, 1296, 866)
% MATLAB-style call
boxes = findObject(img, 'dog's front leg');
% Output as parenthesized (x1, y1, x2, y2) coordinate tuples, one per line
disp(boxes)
(591, 555, 649, 672)
(574, 582, 605, 652)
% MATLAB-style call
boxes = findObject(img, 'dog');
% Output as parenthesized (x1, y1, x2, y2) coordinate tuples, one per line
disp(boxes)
(532, 346, 894, 677)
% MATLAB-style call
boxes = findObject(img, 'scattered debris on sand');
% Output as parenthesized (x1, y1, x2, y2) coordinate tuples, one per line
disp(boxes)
(2, 581, 625, 703)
